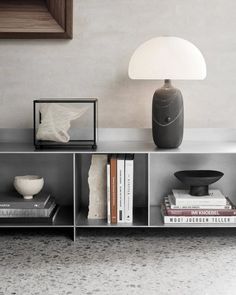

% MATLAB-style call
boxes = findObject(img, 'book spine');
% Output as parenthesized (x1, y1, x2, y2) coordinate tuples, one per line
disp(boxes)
(0, 204, 56, 218)
(110, 156, 117, 224)
(169, 204, 232, 209)
(125, 157, 133, 223)
(0, 195, 50, 209)
(107, 164, 111, 224)
(168, 195, 231, 209)
(174, 200, 227, 206)
(117, 157, 125, 223)
(0, 215, 55, 224)
(163, 215, 236, 224)
(173, 195, 227, 206)
(166, 208, 236, 216)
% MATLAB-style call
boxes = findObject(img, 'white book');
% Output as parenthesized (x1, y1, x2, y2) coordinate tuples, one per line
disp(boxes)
(172, 189, 227, 206)
(125, 155, 134, 223)
(168, 195, 232, 210)
(107, 163, 111, 224)
(161, 206, 236, 224)
(117, 155, 125, 223)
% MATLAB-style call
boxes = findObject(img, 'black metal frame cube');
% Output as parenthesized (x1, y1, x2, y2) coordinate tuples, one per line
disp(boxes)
(33, 99, 98, 149)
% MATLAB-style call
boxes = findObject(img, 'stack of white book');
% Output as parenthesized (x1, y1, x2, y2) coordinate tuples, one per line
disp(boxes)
(161, 189, 236, 224)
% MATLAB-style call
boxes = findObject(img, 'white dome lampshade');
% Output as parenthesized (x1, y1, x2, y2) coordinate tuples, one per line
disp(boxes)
(128, 37, 207, 80)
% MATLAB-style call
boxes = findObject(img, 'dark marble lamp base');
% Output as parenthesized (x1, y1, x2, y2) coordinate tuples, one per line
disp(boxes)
(152, 80, 184, 148)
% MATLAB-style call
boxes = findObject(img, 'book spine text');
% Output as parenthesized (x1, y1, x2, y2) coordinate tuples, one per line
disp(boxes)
(125, 156, 133, 223)
(110, 156, 117, 224)
(166, 208, 236, 216)
(117, 157, 125, 223)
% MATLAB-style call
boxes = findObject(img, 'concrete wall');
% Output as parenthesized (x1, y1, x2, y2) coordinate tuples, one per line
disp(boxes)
(0, 0, 235, 128)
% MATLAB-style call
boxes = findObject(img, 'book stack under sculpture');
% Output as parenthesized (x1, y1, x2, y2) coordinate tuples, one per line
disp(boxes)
(161, 189, 236, 224)
(107, 154, 134, 224)
(0, 193, 58, 224)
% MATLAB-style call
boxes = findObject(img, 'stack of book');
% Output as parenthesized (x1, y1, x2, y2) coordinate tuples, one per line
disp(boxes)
(0, 192, 58, 224)
(107, 154, 134, 224)
(161, 189, 236, 224)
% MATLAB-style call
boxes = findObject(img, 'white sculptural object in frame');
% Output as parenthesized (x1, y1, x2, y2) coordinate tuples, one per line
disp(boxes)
(36, 103, 88, 143)
(88, 155, 107, 219)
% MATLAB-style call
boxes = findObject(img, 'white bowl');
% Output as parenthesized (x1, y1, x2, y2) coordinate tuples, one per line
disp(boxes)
(14, 175, 44, 200)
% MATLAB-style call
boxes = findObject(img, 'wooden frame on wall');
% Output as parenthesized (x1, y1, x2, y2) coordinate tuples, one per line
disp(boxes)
(0, 0, 73, 39)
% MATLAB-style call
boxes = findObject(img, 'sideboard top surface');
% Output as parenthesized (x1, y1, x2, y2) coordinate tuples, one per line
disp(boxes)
(0, 128, 236, 154)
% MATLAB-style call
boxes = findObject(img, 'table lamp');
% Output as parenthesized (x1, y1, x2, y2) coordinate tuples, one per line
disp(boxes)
(128, 37, 207, 148)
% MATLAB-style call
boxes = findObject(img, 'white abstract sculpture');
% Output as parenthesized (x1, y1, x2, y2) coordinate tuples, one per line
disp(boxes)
(36, 103, 88, 143)
(88, 155, 107, 219)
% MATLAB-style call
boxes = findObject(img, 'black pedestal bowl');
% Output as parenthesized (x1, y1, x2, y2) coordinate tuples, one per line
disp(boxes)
(174, 170, 224, 196)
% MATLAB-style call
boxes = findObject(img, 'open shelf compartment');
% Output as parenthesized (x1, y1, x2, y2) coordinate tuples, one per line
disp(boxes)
(0, 153, 74, 227)
(75, 153, 149, 227)
(150, 153, 236, 227)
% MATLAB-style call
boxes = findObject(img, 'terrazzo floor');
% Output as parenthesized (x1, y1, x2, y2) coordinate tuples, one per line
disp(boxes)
(0, 228, 236, 295)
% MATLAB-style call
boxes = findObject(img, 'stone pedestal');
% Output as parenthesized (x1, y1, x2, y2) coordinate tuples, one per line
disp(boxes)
(88, 155, 107, 219)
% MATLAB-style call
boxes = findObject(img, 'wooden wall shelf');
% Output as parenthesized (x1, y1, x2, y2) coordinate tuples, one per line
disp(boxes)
(0, 0, 73, 39)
